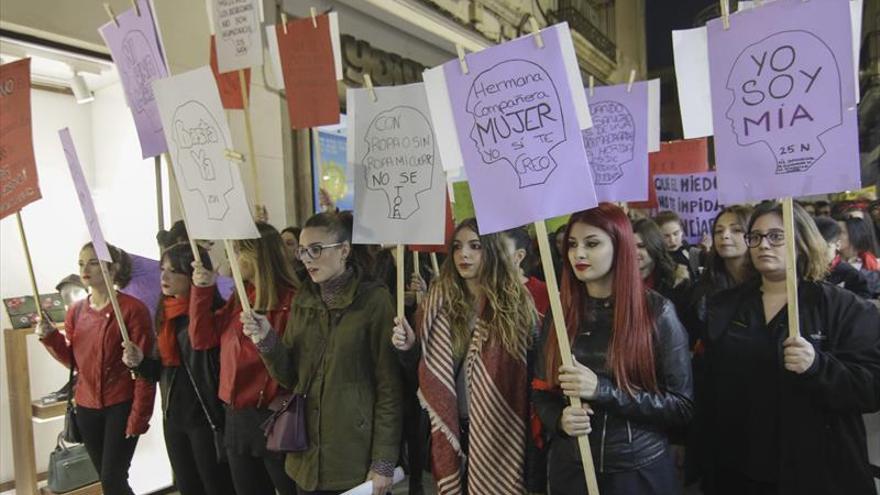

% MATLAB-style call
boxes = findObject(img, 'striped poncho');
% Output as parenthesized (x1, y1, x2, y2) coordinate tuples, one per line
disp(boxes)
(416, 287, 530, 495)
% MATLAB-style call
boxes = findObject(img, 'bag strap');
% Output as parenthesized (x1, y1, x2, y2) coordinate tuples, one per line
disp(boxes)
(55, 432, 70, 453)
(179, 358, 219, 432)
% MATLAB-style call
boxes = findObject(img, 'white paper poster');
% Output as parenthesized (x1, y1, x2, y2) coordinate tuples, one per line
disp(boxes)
(673, 27, 714, 139)
(211, 0, 263, 73)
(648, 78, 661, 152)
(152, 66, 259, 240)
(349, 83, 447, 245)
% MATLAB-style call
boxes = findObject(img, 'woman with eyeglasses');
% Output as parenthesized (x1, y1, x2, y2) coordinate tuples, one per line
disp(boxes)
(189, 222, 299, 495)
(240, 211, 403, 495)
(533, 204, 693, 495)
(698, 201, 880, 495)
(390, 217, 537, 494)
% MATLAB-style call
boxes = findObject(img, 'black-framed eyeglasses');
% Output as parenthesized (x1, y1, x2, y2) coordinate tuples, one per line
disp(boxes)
(295, 242, 345, 260)
(744, 229, 785, 248)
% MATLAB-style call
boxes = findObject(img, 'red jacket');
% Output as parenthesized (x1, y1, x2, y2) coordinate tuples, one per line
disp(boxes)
(524, 276, 550, 320)
(189, 283, 294, 409)
(42, 293, 156, 436)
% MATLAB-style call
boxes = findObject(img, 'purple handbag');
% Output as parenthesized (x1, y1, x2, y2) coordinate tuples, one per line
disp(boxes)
(262, 392, 308, 453)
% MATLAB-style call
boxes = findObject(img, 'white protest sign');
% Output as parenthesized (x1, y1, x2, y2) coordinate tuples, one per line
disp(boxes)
(211, 0, 263, 73)
(350, 83, 447, 245)
(152, 66, 259, 240)
(673, 27, 713, 139)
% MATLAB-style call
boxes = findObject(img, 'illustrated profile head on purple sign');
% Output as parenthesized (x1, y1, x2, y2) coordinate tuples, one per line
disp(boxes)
(362, 105, 436, 220)
(464, 60, 565, 189)
(724, 31, 842, 175)
(583, 100, 635, 185)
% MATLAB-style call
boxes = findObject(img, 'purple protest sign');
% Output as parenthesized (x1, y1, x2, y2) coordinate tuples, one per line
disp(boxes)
(707, 0, 859, 204)
(59, 128, 112, 262)
(424, 23, 597, 234)
(99, 0, 168, 158)
(582, 81, 649, 202)
(654, 172, 722, 244)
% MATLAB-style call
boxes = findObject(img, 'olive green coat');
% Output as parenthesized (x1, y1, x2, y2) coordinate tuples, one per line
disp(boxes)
(260, 270, 402, 491)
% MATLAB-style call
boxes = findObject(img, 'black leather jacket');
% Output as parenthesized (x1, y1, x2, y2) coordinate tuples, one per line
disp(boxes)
(534, 291, 694, 474)
(135, 315, 224, 431)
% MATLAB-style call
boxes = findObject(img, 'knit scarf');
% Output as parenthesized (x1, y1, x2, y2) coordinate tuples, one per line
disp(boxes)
(416, 288, 529, 495)
(319, 267, 354, 306)
(158, 296, 189, 367)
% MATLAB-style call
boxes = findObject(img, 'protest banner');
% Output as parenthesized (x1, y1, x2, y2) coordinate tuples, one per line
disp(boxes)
(654, 171, 723, 244)
(210, 0, 263, 73)
(629, 138, 709, 210)
(350, 83, 447, 245)
(99, 0, 168, 158)
(583, 81, 650, 202)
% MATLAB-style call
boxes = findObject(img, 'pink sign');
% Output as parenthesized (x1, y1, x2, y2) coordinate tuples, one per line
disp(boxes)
(59, 128, 111, 262)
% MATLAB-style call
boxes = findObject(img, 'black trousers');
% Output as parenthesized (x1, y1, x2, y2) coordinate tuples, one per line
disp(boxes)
(164, 419, 236, 495)
(76, 401, 139, 495)
(710, 467, 778, 495)
(549, 446, 680, 495)
(297, 489, 343, 495)
(226, 448, 295, 495)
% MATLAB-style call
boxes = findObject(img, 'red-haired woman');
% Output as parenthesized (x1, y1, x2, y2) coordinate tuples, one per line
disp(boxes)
(533, 204, 694, 494)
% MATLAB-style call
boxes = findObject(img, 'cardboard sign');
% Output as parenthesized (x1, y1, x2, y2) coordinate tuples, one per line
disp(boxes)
(349, 83, 446, 245)
(424, 23, 597, 234)
(275, 14, 340, 129)
(708, 0, 860, 203)
(98, 0, 169, 158)
(0, 58, 41, 219)
(210, 0, 263, 73)
(59, 128, 112, 262)
(583, 81, 649, 202)
(654, 171, 723, 244)
(152, 66, 259, 239)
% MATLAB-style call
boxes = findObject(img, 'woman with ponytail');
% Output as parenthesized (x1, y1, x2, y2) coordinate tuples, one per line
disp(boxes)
(391, 218, 537, 494)
(533, 203, 693, 495)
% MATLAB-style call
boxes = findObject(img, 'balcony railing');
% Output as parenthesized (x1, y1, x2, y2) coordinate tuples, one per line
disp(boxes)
(556, 0, 617, 61)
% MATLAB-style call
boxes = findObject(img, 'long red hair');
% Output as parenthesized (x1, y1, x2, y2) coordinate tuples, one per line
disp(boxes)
(544, 203, 658, 394)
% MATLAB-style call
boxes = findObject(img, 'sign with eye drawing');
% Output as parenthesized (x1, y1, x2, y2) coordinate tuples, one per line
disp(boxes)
(424, 22, 596, 234)
(152, 66, 259, 240)
(582, 81, 649, 202)
(707, 0, 860, 204)
(350, 83, 446, 245)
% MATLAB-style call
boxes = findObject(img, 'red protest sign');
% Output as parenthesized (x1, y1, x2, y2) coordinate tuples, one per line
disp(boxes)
(629, 138, 709, 209)
(0, 58, 41, 220)
(210, 36, 250, 110)
(276, 14, 340, 129)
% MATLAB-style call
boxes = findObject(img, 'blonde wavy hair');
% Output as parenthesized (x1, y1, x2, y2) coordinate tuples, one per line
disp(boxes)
(432, 218, 536, 357)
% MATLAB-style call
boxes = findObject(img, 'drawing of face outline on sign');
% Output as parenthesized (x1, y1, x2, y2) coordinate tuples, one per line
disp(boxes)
(465, 59, 565, 188)
(362, 105, 436, 220)
(170, 101, 234, 220)
(582, 100, 635, 185)
(121, 30, 163, 132)
(724, 30, 842, 175)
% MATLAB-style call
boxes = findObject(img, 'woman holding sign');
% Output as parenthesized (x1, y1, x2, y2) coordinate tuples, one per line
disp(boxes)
(241, 211, 403, 495)
(391, 218, 537, 494)
(189, 222, 299, 495)
(533, 204, 693, 495)
(700, 202, 880, 495)
(37, 242, 156, 495)
(121, 243, 235, 495)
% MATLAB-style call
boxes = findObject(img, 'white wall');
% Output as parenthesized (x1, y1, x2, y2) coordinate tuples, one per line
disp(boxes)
(0, 83, 172, 492)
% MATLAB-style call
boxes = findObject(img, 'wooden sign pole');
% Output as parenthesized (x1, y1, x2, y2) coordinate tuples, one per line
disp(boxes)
(155, 155, 165, 231)
(238, 69, 262, 209)
(430, 252, 440, 276)
(97, 259, 131, 344)
(396, 244, 405, 320)
(413, 251, 423, 305)
(534, 220, 600, 495)
(164, 153, 203, 265)
(782, 197, 800, 338)
(223, 239, 253, 314)
(15, 212, 43, 319)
